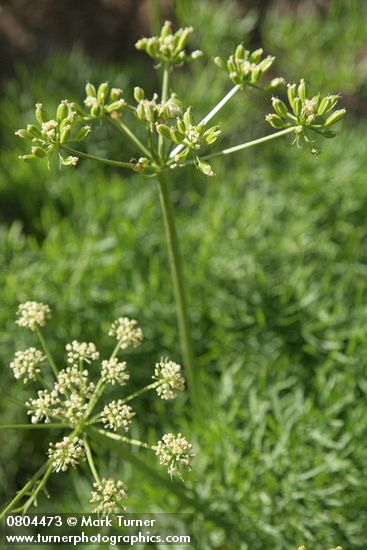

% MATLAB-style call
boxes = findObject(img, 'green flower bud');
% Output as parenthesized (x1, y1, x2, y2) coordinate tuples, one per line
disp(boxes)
(60, 125, 71, 144)
(250, 67, 262, 83)
(191, 50, 203, 60)
(97, 82, 109, 104)
(134, 87, 145, 102)
(272, 97, 288, 118)
(156, 124, 172, 139)
(170, 128, 182, 144)
(136, 102, 145, 121)
(297, 79, 308, 102)
(293, 97, 302, 117)
(161, 20, 172, 38)
(91, 104, 103, 117)
(26, 124, 42, 138)
(183, 108, 193, 129)
(19, 154, 36, 161)
(106, 99, 125, 113)
(259, 55, 274, 72)
(203, 126, 221, 144)
(197, 159, 215, 176)
(265, 113, 286, 129)
(135, 38, 147, 51)
(176, 26, 193, 52)
(324, 108, 346, 127)
(287, 84, 296, 110)
(56, 100, 69, 122)
(85, 82, 96, 97)
(75, 125, 92, 141)
(110, 88, 123, 102)
(35, 103, 47, 125)
(235, 44, 245, 60)
(250, 48, 263, 63)
(15, 129, 33, 140)
(214, 56, 225, 69)
(267, 77, 286, 91)
(31, 146, 47, 157)
(176, 118, 186, 134)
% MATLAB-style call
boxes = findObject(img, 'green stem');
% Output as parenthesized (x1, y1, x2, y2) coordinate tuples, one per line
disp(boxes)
(158, 63, 170, 160)
(92, 428, 153, 450)
(195, 127, 295, 165)
(106, 117, 152, 159)
(121, 382, 159, 405)
(83, 437, 101, 484)
(0, 423, 68, 429)
(22, 463, 53, 514)
(35, 328, 58, 378)
(0, 460, 51, 519)
(62, 145, 133, 170)
(156, 171, 198, 409)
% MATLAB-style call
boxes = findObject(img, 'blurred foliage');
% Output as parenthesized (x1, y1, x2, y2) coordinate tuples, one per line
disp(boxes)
(1, 0, 367, 548)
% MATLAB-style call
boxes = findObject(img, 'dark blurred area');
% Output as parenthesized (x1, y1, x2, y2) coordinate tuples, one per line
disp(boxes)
(0, 0, 275, 84)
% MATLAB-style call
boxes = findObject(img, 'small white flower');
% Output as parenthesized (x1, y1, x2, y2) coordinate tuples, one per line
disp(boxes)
(55, 393, 89, 426)
(66, 340, 99, 365)
(155, 433, 194, 479)
(153, 358, 185, 400)
(55, 365, 95, 396)
(16, 301, 51, 331)
(41, 119, 58, 140)
(101, 358, 129, 386)
(100, 401, 135, 432)
(10, 347, 46, 383)
(84, 96, 98, 108)
(26, 389, 59, 424)
(108, 317, 143, 349)
(48, 436, 85, 473)
(90, 478, 127, 513)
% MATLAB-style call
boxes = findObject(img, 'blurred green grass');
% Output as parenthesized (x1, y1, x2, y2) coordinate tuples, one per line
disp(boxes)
(1, 0, 367, 548)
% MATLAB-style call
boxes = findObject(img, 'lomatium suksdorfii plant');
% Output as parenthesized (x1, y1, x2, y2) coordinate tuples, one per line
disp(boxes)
(0, 302, 194, 517)
(8, 21, 346, 512)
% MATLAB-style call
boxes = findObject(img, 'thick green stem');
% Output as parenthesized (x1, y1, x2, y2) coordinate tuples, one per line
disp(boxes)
(158, 64, 170, 160)
(156, 171, 198, 409)
(92, 428, 153, 450)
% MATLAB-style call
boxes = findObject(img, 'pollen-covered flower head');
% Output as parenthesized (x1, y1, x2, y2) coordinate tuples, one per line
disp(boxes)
(90, 479, 127, 514)
(108, 317, 143, 349)
(16, 301, 51, 331)
(153, 358, 185, 400)
(101, 358, 129, 386)
(156, 433, 194, 479)
(48, 436, 85, 473)
(66, 340, 99, 365)
(100, 401, 135, 432)
(10, 347, 46, 383)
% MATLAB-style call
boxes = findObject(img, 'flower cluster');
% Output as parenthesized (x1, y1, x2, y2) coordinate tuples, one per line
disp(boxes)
(16, 101, 91, 167)
(157, 108, 220, 175)
(48, 436, 85, 473)
(153, 358, 185, 400)
(266, 79, 346, 155)
(10, 347, 45, 383)
(156, 433, 194, 479)
(84, 82, 125, 118)
(100, 401, 135, 432)
(16, 301, 51, 331)
(90, 479, 127, 514)
(108, 317, 143, 349)
(134, 87, 183, 129)
(66, 341, 99, 365)
(214, 44, 275, 87)
(135, 20, 202, 66)
(26, 388, 59, 424)
(101, 358, 129, 386)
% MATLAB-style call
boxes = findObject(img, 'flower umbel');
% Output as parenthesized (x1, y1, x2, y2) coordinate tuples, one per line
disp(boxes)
(101, 358, 129, 386)
(48, 436, 85, 473)
(10, 348, 46, 383)
(214, 44, 275, 87)
(100, 401, 135, 432)
(156, 433, 194, 479)
(153, 358, 185, 400)
(16, 301, 51, 331)
(90, 479, 127, 514)
(108, 317, 143, 349)
(66, 341, 99, 365)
